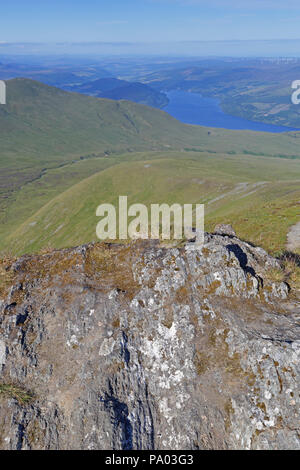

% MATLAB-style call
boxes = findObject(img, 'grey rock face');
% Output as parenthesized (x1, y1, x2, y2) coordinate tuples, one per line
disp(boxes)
(0, 234, 299, 450)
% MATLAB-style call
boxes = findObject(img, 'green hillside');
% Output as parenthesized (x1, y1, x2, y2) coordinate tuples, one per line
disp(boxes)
(1, 78, 300, 255)
(0, 78, 192, 163)
(3, 78, 300, 167)
(4, 152, 300, 256)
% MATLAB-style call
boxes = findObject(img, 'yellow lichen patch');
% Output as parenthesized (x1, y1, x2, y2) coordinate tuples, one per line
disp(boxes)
(25, 329, 38, 346)
(161, 307, 174, 329)
(27, 419, 47, 448)
(60, 289, 77, 306)
(14, 250, 82, 289)
(201, 248, 211, 257)
(257, 401, 267, 414)
(273, 361, 283, 393)
(190, 313, 199, 329)
(112, 317, 120, 328)
(84, 243, 141, 300)
(246, 373, 257, 387)
(193, 315, 249, 387)
(194, 351, 210, 375)
(175, 285, 189, 303)
(38, 243, 56, 255)
(224, 399, 235, 431)
(107, 360, 125, 375)
(205, 280, 221, 295)
(0, 254, 16, 299)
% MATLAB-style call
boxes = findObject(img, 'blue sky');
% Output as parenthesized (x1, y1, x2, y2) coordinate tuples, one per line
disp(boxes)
(1, 0, 300, 55)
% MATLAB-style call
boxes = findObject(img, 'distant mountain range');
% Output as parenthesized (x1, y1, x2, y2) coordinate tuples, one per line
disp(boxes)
(67, 77, 169, 109)
(0, 60, 169, 109)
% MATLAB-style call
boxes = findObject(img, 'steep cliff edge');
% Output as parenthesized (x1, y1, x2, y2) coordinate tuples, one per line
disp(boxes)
(0, 234, 299, 450)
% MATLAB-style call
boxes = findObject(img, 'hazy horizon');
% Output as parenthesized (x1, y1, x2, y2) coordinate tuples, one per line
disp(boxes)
(2, 1, 300, 57)
(2, 39, 300, 58)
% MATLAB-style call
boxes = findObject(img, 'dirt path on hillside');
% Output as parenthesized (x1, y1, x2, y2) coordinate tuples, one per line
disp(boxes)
(287, 221, 300, 252)
(207, 181, 268, 206)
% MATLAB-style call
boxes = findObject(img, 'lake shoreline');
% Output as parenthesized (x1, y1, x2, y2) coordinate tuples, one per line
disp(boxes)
(163, 90, 300, 133)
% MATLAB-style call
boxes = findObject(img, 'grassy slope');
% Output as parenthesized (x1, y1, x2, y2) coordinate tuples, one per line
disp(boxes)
(5, 152, 300, 256)
(0, 78, 193, 163)
(0, 77, 200, 244)
(1, 79, 300, 255)
(0, 77, 202, 202)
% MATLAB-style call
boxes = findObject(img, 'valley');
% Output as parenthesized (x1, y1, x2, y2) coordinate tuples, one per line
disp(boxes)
(1, 78, 300, 256)
(136, 58, 300, 128)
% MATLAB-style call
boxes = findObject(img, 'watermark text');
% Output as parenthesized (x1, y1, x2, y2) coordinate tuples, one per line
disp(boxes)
(0, 81, 6, 105)
(291, 80, 300, 105)
(96, 196, 204, 249)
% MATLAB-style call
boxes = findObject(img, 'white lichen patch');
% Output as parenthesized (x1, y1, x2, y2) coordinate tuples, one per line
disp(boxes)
(0, 340, 6, 367)
(66, 335, 79, 348)
(99, 337, 115, 356)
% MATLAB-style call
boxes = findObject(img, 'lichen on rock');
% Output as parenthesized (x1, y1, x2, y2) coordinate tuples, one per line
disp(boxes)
(0, 234, 299, 449)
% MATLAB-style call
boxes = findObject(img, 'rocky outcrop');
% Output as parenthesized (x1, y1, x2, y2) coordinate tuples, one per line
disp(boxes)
(0, 233, 299, 450)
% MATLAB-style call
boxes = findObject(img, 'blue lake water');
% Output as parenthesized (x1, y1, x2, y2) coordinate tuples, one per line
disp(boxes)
(164, 90, 299, 133)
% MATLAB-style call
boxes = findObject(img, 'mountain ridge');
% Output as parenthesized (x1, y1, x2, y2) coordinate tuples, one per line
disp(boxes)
(67, 77, 169, 109)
